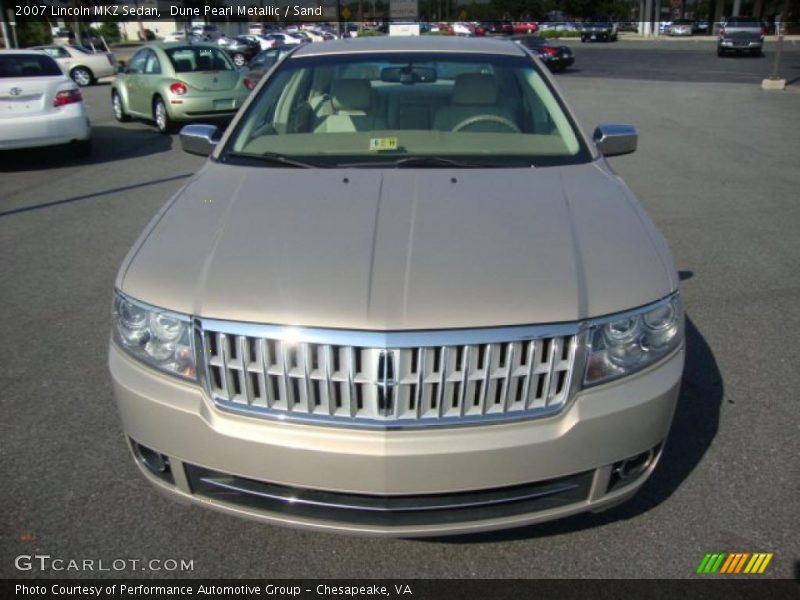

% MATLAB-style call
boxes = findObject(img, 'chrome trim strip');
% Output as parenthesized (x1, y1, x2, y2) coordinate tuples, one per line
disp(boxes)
(211, 395, 569, 430)
(196, 318, 582, 347)
(459, 346, 470, 417)
(480, 344, 493, 415)
(415, 348, 425, 420)
(502, 342, 515, 412)
(197, 476, 581, 513)
(437, 346, 447, 418)
(239, 336, 253, 407)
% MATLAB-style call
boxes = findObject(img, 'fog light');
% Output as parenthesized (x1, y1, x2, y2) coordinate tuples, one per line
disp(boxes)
(607, 444, 661, 492)
(132, 440, 174, 484)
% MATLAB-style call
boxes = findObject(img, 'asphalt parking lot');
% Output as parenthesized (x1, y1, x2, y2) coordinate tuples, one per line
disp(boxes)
(1, 41, 799, 579)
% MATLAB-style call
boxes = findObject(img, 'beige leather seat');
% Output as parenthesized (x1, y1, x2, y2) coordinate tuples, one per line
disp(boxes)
(314, 79, 386, 133)
(433, 73, 518, 132)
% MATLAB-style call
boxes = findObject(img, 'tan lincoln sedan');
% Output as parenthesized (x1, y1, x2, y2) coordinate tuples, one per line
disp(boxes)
(109, 37, 684, 536)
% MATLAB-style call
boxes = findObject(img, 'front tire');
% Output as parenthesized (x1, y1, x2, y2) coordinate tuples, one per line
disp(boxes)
(111, 90, 130, 122)
(70, 67, 93, 87)
(153, 97, 175, 134)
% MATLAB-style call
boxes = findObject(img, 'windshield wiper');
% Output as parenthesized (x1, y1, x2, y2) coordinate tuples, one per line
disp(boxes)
(337, 156, 532, 169)
(223, 151, 322, 169)
(338, 156, 524, 168)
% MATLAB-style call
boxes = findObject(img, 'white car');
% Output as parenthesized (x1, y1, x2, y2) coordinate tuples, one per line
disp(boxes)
(0, 50, 91, 156)
(238, 35, 274, 50)
(452, 22, 473, 36)
(299, 29, 325, 42)
(33, 44, 117, 86)
(264, 33, 303, 46)
(165, 31, 189, 42)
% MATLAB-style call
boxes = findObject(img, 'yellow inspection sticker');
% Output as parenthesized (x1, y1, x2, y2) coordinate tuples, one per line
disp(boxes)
(369, 137, 398, 151)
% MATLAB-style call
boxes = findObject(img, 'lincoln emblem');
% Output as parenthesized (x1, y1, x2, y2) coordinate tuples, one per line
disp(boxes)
(376, 351, 396, 415)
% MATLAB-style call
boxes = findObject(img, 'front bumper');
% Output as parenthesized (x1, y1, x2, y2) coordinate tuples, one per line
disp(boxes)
(0, 106, 90, 150)
(109, 342, 683, 536)
(582, 31, 612, 40)
(720, 39, 763, 49)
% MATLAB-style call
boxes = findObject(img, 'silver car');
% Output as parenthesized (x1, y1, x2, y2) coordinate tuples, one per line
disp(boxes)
(669, 20, 694, 37)
(109, 37, 684, 536)
(33, 44, 117, 86)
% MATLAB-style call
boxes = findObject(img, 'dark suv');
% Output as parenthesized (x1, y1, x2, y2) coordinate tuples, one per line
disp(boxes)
(718, 17, 765, 57)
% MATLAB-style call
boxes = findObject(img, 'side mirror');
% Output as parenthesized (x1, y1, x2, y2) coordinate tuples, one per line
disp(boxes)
(593, 123, 637, 157)
(116, 63, 125, 74)
(179, 124, 220, 156)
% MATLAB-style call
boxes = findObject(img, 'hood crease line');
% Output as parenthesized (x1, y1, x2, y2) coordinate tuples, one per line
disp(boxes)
(192, 172, 248, 316)
(401, 174, 421, 323)
(559, 169, 589, 320)
(365, 174, 385, 324)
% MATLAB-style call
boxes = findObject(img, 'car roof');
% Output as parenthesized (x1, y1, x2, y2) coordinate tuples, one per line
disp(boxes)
(0, 49, 49, 55)
(291, 36, 527, 58)
(147, 41, 221, 50)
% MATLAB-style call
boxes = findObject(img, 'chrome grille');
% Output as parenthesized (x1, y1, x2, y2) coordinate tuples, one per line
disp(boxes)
(199, 322, 579, 428)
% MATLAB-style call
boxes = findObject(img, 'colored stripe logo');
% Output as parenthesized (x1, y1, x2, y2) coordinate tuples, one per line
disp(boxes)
(696, 552, 773, 574)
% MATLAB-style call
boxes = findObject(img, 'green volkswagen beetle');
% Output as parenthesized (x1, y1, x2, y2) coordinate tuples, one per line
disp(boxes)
(110, 42, 251, 134)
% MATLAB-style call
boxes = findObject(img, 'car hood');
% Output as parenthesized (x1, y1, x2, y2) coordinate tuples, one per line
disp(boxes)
(118, 160, 677, 330)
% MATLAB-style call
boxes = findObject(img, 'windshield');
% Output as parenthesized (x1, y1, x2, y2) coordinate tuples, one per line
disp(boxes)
(224, 52, 589, 167)
(165, 46, 234, 73)
(725, 18, 761, 26)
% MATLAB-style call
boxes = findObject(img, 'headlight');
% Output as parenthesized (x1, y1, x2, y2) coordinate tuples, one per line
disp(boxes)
(112, 292, 196, 380)
(584, 294, 683, 386)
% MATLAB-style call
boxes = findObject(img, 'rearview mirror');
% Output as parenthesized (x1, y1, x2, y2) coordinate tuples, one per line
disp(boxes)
(179, 124, 220, 156)
(593, 123, 637, 157)
(380, 66, 437, 84)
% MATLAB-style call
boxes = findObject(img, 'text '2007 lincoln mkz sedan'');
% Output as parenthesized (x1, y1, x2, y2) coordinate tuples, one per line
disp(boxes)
(109, 37, 684, 536)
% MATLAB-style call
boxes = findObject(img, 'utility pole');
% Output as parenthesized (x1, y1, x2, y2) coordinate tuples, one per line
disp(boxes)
(762, 0, 789, 90)
(0, 0, 13, 49)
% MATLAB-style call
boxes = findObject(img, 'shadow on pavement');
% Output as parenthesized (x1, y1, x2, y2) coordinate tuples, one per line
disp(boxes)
(0, 125, 173, 173)
(0, 172, 192, 218)
(425, 315, 722, 544)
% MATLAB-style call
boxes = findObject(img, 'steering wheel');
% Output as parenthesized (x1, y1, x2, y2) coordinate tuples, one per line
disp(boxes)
(452, 115, 520, 133)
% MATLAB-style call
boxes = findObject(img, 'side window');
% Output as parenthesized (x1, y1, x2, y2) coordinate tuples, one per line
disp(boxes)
(42, 47, 69, 58)
(143, 50, 162, 75)
(127, 50, 147, 74)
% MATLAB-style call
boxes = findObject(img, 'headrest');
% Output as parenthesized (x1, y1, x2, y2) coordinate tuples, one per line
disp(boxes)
(452, 73, 498, 106)
(174, 59, 192, 72)
(196, 55, 211, 70)
(331, 79, 371, 112)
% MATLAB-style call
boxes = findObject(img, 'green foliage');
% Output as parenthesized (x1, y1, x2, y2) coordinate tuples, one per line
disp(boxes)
(96, 21, 121, 43)
(16, 19, 52, 47)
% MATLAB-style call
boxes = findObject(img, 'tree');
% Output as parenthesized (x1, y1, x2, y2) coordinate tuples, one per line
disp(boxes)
(96, 19, 121, 43)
